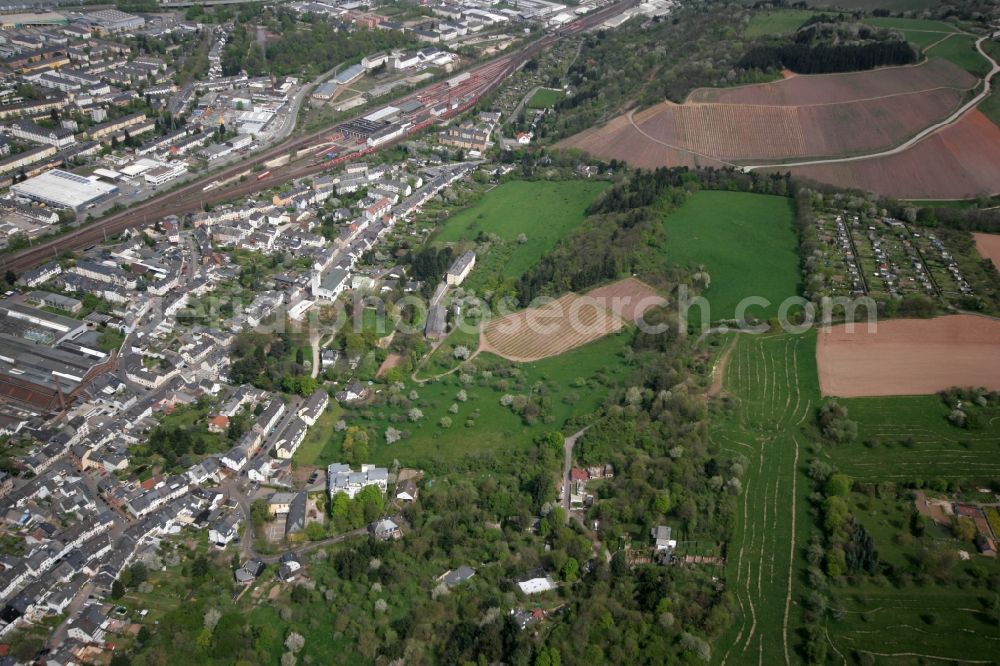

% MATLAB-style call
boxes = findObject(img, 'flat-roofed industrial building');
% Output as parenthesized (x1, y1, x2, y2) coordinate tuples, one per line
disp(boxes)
(11, 169, 118, 211)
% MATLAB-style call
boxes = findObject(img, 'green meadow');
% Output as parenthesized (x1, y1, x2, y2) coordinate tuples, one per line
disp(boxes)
(432, 179, 609, 290)
(662, 191, 800, 325)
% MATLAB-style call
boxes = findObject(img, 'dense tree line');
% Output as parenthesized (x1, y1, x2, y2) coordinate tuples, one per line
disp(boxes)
(406, 246, 454, 283)
(738, 40, 916, 74)
(228, 329, 317, 396)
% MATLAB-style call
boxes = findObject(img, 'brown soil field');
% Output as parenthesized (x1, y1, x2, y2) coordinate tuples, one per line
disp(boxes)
(816, 315, 1000, 397)
(687, 58, 975, 105)
(480, 293, 625, 362)
(973, 232, 1000, 269)
(584, 277, 666, 323)
(558, 112, 729, 169)
(788, 111, 1000, 199)
(632, 89, 963, 161)
(558, 59, 970, 167)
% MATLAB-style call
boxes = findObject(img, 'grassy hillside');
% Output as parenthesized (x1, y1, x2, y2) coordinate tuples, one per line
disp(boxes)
(925, 34, 992, 77)
(305, 331, 633, 472)
(662, 191, 800, 324)
(745, 9, 818, 37)
(712, 330, 819, 664)
(431, 179, 609, 290)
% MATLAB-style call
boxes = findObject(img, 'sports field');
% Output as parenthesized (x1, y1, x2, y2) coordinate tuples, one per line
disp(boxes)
(526, 87, 565, 108)
(712, 330, 818, 665)
(662, 191, 800, 324)
(432, 179, 609, 285)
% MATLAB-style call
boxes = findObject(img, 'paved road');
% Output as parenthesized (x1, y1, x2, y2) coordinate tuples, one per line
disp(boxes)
(744, 34, 1000, 171)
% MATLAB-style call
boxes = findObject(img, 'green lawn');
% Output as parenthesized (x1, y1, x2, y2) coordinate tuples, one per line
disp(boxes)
(662, 191, 800, 325)
(862, 17, 963, 33)
(821, 488, 1000, 662)
(745, 9, 817, 38)
(980, 90, 1000, 129)
(432, 179, 609, 289)
(293, 401, 344, 467)
(924, 33, 992, 77)
(413, 317, 481, 381)
(316, 331, 635, 472)
(711, 330, 820, 665)
(526, 87, 565, 108)
(819, 395, 1000, 484)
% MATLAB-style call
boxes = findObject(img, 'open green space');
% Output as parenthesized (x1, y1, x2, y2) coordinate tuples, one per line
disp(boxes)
(311, 331, 634, 472)
(711, 330, 819, 664)
(431, 179, 609, 289)
(662, 191, 800, 324)
(924, 33, 992, 77)
(820, 395, 1000, 484)
(863, 17, 962, 33)
(526, 87, 565, 108)
(808, 0, 942, 12)
(981, 90, 1000, 129)
(413, 317, 481, 381)
(815, 484, 1000, 663)
(293, 401, 345, 467)
(745, 9, 817, 37)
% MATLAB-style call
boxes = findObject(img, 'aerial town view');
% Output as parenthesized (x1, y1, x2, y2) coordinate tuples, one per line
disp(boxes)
(0, 0, 996, 663)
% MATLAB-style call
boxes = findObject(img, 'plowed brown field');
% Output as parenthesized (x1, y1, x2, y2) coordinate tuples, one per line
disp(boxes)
(560, 112, 730, 169)
(479, 279, 665, 362)
(816, 315, 1000, 397)
(557, 58, 973, 166)
(633, 89, 964, 160)
(688, 59, 975, 105)
(585, 277, 667, 323)
(481, 293, 624, 362)
(788, 111, 1000, 199)
(973, 232, 1000, 269)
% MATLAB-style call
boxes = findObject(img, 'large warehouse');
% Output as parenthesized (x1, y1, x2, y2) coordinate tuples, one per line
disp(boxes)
(11, 169, 119, 211)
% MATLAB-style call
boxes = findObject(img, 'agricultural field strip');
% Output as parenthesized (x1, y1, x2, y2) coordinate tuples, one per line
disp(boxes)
(625, 109, 740, 167)
(479, 283, 658, 362)
(686, 84, 977, 109)
(658, 89, 968, 161)
(716, 333, 812, 666)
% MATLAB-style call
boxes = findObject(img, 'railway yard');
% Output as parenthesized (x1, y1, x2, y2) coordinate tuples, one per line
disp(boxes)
(0, 0, 637, 276)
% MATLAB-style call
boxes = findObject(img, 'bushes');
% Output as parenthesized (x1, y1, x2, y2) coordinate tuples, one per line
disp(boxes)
(818, 400, 858, 443)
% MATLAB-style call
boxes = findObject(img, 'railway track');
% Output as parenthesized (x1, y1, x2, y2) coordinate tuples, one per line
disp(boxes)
(0, 0, 636, 275)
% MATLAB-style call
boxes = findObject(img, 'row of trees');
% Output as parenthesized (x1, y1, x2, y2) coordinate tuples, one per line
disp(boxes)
(738, 40, 917, 74)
